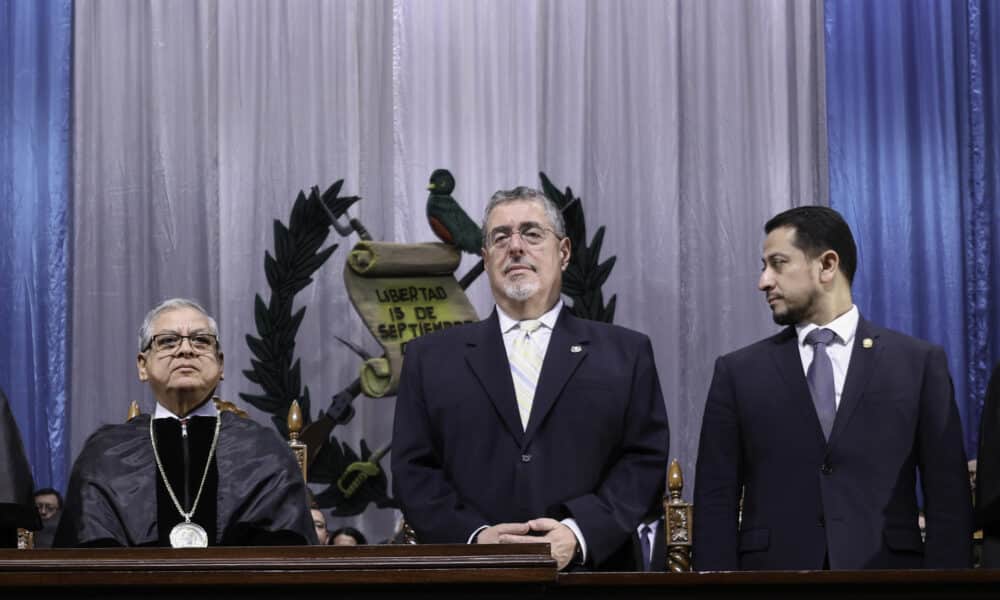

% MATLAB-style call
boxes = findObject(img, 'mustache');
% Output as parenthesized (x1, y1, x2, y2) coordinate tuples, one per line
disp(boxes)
(502, 258, 536, 274)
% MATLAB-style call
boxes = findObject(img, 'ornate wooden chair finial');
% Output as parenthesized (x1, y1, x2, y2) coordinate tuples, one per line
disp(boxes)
(287, 400, 307, 481)
(664, 459, 693, 572)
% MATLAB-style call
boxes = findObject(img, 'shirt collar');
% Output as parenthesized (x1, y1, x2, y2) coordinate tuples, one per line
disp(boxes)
(497, 299, 564, 334)
(154, 398, 219, 420)
(796, 304, 859, 347)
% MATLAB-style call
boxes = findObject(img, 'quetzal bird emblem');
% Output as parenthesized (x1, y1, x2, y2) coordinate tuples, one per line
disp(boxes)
(426, 169, 485, 287)
(426, 169, 482, 254)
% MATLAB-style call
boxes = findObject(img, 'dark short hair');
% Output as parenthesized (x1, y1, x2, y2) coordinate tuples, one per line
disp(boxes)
(34, 488, 63, 509)
(329, 526, 367, 545)
(764, 206, 857, 285)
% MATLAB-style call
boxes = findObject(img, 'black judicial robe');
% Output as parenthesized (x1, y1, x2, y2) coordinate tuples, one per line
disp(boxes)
(0, 389, 41, 546)
(55, 411, 316, 547)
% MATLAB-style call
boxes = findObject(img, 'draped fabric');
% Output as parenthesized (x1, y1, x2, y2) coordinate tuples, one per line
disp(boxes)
(67, 0, 827, 541)
(825, 0, 1000, 456)
(967, 0, 1000, 455)
(71, 0, 222, 469)
(0, 0, 72, 490)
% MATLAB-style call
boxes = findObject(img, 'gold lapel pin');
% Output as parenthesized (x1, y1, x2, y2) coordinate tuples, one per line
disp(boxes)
(862, 338, 874, 349)
(570, 345, 583, 353)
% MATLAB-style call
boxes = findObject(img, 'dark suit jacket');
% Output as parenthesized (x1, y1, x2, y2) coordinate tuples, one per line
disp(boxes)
(694, 318, 972, 570)
(391, 308, 670, 568)
(975, 361, 1000, 567)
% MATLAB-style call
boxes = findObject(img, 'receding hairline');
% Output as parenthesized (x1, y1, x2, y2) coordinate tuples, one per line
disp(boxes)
(481, 187, 566, 240)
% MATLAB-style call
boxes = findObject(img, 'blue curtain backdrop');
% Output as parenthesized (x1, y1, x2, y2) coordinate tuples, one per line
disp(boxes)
(0, 0, 72, 490)
(826, 0, 1000, 456)
(968, 0, 1000, 454)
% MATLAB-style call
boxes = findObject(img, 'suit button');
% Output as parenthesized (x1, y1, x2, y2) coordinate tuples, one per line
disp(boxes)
(821, 463, 833, 474)
(521, 454, 532, 463)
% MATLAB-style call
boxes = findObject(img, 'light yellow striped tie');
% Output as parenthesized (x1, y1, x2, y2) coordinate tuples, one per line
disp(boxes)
(510, 320, 544, 430)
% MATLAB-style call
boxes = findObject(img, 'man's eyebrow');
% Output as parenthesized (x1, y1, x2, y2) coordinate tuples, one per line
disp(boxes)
(490, 221, 544, 230)
(153, 329, 214, 335)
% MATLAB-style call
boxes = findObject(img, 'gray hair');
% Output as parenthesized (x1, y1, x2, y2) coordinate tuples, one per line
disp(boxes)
(481, 186, 566, 244)
(137, 298, 220, 353)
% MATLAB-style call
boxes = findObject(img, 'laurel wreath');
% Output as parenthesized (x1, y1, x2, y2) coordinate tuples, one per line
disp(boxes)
(239, 181, 358, 435)
(540, 172, 617, 322)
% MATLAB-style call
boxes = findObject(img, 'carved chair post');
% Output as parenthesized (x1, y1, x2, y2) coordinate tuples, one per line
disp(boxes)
(16, 529, 33, 549)
(287, 400, 308, 481)
(663, 459, 693, 572)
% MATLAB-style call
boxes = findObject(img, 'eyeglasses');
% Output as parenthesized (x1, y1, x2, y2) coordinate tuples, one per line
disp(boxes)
(486, 224, 561, 249)
(146, 332, 219, 354)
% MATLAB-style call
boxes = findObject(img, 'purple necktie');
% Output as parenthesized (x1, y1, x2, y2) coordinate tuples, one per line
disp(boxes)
(639, 524, 653, 571)
(806, 328, 837, 440)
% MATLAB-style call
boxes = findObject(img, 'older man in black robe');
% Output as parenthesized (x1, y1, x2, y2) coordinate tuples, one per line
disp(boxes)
(56, 298, 315, 547)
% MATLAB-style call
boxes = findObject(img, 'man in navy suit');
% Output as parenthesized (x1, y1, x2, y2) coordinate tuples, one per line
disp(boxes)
(392, 186, 670, 570)
(694, 206, 972, 570)
(601, 510, 668, 572)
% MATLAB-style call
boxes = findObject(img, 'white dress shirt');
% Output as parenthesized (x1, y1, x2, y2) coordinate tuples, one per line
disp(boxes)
(795, 304, 860, 409)
(153, 399, 219, 420)
(637, 518, 659, 568)
(497, 300, 562, 362)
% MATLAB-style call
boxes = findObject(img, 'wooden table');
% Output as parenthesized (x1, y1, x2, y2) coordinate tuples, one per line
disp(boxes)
(2, 545, 998, 599)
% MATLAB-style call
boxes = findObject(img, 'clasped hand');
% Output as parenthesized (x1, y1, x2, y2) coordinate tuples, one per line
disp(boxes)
(476, 518, 579, 570)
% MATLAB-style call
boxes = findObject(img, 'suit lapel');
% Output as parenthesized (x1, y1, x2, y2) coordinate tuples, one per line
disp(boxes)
(827, 318, 881, 448)
(523, 308, 588, 445)
(769, 326, 827, 445)
(465, 311, 525, 445)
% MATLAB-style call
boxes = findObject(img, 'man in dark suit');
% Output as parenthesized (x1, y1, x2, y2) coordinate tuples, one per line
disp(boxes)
(602, 511, 668, 572)
(392, 186, 670, 571)
(694, 206, 972, 571)
(636, 516, 668, 571)
(975, 361, 1000, 566)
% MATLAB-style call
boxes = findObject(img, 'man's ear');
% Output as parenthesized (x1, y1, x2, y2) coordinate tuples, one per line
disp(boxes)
(818, 249, 840, 284)
(559, 237, 571, 271)
(218, 351, 225, 380)
(137, 353, 148, 381)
